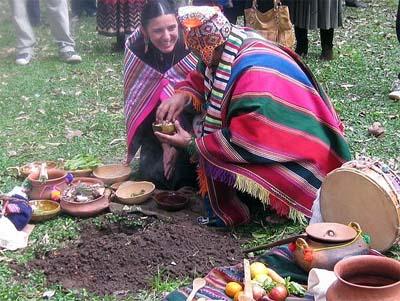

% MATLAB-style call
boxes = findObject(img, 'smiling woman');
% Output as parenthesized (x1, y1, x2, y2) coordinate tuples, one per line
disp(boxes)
(124, 0, 199, 190)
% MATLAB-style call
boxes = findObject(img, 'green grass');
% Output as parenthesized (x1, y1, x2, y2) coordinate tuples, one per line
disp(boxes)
(0, 0, 399, 300)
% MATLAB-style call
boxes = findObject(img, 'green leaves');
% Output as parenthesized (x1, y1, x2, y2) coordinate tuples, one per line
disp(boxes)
(64, 154, 102, 171)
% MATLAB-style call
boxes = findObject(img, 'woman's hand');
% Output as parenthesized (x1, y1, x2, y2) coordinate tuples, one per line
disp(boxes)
(156, 93, 190, 122)
(155, 120, 192, 148)
(162, 144, 178, 180)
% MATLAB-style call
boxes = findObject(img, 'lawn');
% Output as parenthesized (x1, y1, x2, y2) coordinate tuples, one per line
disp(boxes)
(0, 0, 399, 300)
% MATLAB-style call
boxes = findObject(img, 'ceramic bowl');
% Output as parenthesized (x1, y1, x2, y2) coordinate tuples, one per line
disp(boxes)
(29, 200, 61, 222)
(153, 191, 189, 211)
(60, 177, 110, 217)
(20, 161, 59, 178)
(152, 122, 176, 135)
(92, 164, 131, 185)
(115, 181, 155, 205)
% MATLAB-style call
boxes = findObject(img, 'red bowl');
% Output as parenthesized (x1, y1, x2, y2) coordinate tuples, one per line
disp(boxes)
(153, 192, 188, 211)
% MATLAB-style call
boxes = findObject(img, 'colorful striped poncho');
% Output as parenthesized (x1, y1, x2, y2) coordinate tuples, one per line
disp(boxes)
(124, 31, 198, 162)
(176, 26, 351, 226)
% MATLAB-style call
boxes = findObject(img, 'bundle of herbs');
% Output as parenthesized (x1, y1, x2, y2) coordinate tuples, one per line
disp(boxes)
(64, 154, 102, 171)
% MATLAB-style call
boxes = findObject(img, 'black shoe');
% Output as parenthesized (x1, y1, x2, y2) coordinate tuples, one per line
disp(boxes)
(295, 44, 308, 57)
(320, 48, 333, 61)
(345, 0, 368, 8)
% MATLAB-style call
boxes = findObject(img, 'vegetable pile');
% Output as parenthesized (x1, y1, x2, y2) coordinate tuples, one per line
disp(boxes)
(64, 154, 102, 171)
(225, 261, 306, 301)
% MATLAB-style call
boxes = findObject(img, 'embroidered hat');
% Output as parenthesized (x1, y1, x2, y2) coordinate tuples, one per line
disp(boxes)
(177, 6, 231, 66)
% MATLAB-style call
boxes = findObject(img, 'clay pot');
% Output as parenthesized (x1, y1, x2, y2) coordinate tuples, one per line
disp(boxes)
(27, 169, 68, 200)
(60, 177, 110, 217)
(327, 255, 400, 301)
(293, 223, 370, 271)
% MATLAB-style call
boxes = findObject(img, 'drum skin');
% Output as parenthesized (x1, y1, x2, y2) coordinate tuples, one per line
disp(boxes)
(320, 166, 400, 252)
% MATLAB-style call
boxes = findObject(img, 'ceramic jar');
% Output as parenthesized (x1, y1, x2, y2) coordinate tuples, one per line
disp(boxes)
(327, 255, 400, 301)
(27, 169, 68, 200)
(292, 223, 370, 271)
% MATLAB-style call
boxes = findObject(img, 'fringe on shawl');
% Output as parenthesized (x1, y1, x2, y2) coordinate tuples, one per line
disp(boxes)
(235, 174, 307, 225)
(197, 167, 208, 197)
(200, 162, 307, 224)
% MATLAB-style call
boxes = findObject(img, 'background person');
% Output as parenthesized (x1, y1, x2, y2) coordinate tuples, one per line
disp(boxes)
(292, 0, 342, 60)
(124, 0, 198, 189)
(9, 0, 82, 65)
(97, 0, 147, 51)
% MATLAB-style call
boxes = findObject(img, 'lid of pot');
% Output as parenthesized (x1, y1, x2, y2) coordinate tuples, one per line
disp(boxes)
(306, 222, 357, 242)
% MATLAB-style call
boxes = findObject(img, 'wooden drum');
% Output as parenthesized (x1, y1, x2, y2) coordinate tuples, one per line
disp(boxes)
(320, 158, 400, 252)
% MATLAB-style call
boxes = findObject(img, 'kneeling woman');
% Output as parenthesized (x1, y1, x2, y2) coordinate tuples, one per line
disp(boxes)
(156, 6, 351, 226)
(124, 0, 198, 189)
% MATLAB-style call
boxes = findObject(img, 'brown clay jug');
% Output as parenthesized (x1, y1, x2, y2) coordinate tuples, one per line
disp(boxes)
(27, 169, 68, 200)
(292, 222, 370, 271)
(326, 255, 400, 301)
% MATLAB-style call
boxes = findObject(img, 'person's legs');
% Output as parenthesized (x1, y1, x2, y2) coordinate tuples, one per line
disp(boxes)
(82, 0, 97, 16)
(388, 74, 400, 101)
(27, 0, 41, 27)
(9, 0, 35, 64)
(46, 0, 81, 62)
(389, 1, 400, 100)
(70, 0, 82, 17)
(320, 28, 334, 61)
(345, 0, 367, 8)
(294, 27, 308, 56)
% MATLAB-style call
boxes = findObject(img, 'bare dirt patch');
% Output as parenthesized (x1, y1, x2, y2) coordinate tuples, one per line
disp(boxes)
(25, 198, 249, 296)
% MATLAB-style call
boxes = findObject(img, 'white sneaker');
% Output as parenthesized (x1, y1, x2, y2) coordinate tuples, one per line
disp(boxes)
(388, 79, 400, 101)
(59, 51, 82, 64)
(15, 53, 32, 65)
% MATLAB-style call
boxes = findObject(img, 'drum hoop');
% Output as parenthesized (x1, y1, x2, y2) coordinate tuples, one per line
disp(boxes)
(338, 165, 400, 207)
(322, 166, 400, 251)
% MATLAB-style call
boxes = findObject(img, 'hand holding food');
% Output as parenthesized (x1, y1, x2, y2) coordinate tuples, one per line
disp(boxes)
(154, 120, 192, 148)
(156, 93, 190, 122)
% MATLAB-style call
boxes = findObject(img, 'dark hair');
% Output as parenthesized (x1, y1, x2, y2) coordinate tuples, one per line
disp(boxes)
(141, 0, 176, 28)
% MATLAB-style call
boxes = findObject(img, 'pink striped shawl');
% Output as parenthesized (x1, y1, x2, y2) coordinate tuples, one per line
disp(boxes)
(124, 31, 198, 162)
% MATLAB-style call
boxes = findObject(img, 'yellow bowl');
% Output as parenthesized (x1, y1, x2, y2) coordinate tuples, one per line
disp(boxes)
(115, 181, 155, 205)
(152, 122, 176, 135)
(29, 200, 61, 222)
(92, 164, 131, 185)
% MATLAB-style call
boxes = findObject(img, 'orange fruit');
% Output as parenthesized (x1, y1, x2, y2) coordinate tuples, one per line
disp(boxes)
(233, 290, 245, 301)
(225, 282, 243, 298)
